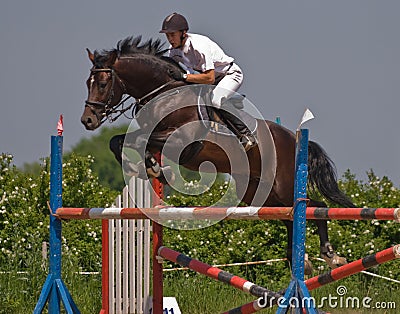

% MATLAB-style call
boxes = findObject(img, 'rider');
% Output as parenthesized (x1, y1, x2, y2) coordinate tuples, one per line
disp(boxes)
(160, 12, 257, 151)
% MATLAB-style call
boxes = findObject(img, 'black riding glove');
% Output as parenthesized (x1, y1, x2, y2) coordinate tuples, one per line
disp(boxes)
(168, 69, 186, 81)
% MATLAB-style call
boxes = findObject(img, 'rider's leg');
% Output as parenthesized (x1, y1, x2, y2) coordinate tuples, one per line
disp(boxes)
(211, 64, 257, 151)
(218, 107, 257, 151)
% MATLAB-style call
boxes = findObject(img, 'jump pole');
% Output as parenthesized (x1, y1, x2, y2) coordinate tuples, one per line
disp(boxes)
(224, 244, 400, 313)
(152, 152, 164, 314)
(55, 206, 400, 221)
(100, 220, 109, 314)
(158, 246, 283, 299)
(34, 117, 80, 314)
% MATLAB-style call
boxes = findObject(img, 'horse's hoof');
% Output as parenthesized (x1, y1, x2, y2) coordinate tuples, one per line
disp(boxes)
(287, 253, 313, 276)
(321, 253, 347, 269)
(320, 242, 347, 269)
(304, 253, 313, 276)
(157, 166, 175, 185)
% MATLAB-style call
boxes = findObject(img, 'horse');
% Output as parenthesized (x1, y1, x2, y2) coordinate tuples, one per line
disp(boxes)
(81, 36, 355, 273)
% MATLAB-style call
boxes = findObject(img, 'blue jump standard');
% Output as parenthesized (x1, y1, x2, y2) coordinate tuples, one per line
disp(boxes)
(34, 136, 80, 314)
(276, 129, 317, 314)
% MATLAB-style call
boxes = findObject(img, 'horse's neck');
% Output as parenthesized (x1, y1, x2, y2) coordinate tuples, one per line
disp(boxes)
(116, 57, 182, 100)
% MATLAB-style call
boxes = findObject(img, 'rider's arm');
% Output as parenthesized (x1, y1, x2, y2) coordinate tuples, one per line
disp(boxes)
(185, 69, 215, 84)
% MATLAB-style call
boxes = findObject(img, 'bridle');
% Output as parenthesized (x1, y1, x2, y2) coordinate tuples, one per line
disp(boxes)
(85, 67, 134, 125)
(85, 66, 174, 126)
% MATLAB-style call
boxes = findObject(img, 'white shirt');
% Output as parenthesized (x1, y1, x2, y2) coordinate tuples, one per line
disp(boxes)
(167, 33, 234, 74)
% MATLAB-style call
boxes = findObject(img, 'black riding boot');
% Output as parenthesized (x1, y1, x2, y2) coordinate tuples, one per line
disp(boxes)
(218, 107, 257, 151)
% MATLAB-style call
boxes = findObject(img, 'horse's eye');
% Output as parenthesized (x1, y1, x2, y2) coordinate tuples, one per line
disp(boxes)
(99, 81, 107, 89)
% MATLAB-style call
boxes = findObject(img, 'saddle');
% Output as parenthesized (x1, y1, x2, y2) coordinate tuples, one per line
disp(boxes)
(197, 91, 258, 137)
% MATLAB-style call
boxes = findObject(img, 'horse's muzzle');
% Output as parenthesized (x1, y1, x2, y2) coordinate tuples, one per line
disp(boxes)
(81, 106, 100, 130)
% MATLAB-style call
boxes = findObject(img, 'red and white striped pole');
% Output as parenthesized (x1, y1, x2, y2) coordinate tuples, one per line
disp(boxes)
(223, 244, 400, 313)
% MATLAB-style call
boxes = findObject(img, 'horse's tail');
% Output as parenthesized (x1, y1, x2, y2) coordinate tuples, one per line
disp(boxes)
(308, 141, 355, 208)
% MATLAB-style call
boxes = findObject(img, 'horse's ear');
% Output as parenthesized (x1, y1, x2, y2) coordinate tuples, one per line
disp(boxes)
(86, 48, 95, 64)
(106, 51, 118, 67)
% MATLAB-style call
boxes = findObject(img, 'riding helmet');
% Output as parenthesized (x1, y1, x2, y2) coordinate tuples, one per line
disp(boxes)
(160, 13, 189, 33)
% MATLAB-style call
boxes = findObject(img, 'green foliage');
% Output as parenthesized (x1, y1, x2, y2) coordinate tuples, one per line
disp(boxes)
(0, 153, 117, 271)
(165, 177, 241, 207)
(339, 169, 400, 208)
(68, 124, 129, 190)
(0, 151, 117, 312)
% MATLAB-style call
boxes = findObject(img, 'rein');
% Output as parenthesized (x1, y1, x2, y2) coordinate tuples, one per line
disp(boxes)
(85, 67, 174, 125)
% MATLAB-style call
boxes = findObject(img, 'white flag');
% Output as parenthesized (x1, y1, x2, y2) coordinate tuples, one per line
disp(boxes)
(297, 108, 315, 130)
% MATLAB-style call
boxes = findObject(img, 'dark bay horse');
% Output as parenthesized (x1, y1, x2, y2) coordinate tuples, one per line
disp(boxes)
(81, 36, 355, 272)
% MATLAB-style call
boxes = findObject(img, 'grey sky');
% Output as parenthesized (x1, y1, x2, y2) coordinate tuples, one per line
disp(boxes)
(1, 1, 399, 185)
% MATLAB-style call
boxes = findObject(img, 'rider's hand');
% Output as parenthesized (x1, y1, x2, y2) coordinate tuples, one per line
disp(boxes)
(168, 68, 187, 81)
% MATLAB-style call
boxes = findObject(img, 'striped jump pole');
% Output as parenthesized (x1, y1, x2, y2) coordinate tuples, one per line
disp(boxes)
(151, 152, 164, 314)
(55, 206, 400, 221)
(158, 246, 283, 300)
(224, 244, 400, 313)
(305, 244, 400, 290)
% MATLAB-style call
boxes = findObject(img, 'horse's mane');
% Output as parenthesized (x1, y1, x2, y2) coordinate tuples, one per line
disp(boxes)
(93, 36, 180, 69)
(117, 36, 167, 57)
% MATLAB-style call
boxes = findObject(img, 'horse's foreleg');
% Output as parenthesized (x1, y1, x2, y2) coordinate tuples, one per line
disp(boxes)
(109, 131, 156, 180)
(109, 134, 125, 165)
(110, 129, 148, 165)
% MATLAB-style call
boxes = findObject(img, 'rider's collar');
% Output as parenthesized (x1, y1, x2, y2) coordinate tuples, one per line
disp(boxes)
(181, 33, 191, 54)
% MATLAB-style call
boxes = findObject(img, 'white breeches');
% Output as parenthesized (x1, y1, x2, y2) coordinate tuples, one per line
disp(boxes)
(211, 63, 243, 108)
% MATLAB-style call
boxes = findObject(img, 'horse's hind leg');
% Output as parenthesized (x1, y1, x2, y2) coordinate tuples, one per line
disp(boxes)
(309, 199, 347, 269)
(283, 220, 314, 276)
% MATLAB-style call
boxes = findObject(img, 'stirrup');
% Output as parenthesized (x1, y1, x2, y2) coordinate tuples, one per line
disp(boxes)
(240, 134, 257, 152)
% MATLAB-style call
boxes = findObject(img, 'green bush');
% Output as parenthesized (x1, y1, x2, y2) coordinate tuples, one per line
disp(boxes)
(0, 153, 118, 271)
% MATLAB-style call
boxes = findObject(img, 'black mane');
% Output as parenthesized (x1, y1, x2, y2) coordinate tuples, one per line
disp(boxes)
(117, 36, 167, 57)
(93, 36, 173, 68)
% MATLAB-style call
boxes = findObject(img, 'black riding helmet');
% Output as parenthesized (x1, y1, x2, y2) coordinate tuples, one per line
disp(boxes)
(159, 13, 189, 33)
